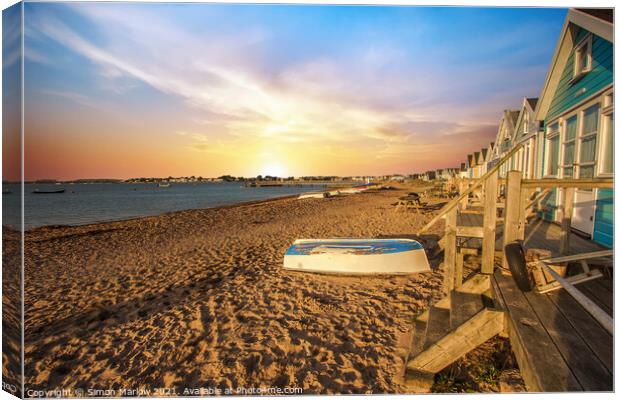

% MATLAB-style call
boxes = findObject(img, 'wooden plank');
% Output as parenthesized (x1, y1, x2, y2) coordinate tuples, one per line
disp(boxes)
(408, 318, 429, 360)
(419, 274, 489, 318)
(523, 290, 612, 390)
(423, 305, 452, 351)
(526, 189, 551, 212)
(576, 280, 613, 315)
(492, 271, 582, 391)
(536, 269, 603, 294)
(517, 188, 531, 240)
(456, 226, 484, 238)
(455, 251, 464, 289)
(559, 187, 575, 255)
(546, 289, 613, 373)
(482, 172, 498, 274)
(502, 171, 522, 268)
(407, 308, 504, 373)
(418, 144, 524, 235)
(443, 208, 457, 295)
(458, 212, 483, 227)
(450, 290, 484, 328)
(521, 178, 613, 189)
(542, 250, 613, 263)
(458, 179, 468, 210)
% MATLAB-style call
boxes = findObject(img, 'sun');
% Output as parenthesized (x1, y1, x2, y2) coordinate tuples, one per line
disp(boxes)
(261, 163, 287, 178)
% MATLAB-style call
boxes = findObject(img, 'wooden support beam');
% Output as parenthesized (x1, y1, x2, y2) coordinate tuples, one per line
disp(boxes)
(540, 262, 613, 335)
(536, 269, 603, 294)
(458, 179, 467, 210)
(455, 251, 464, 289)
(525, 188, 551, 212)
(481, 171, 498, 274)
(559, 187, 575, 255)
(521, 178, 613, 189)
(517, 188, 531, 240)
(443, 208, 457, 296)
(502, 171, 523, 268)
(406, 308, 504, 373)
(541, 249, 614, 264)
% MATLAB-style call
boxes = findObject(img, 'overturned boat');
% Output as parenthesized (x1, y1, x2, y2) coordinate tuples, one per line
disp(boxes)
(283, 238, 430, 275)
(298, 191, 331, 199)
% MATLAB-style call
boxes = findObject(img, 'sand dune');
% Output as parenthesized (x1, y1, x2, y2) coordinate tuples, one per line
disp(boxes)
(22, 184, 455, 394)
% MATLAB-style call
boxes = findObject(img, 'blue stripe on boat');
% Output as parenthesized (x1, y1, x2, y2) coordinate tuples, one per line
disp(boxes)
(285, 239, 423, 256)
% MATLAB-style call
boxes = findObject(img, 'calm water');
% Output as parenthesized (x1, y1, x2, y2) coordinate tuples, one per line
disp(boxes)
(2, 182, 326, 230)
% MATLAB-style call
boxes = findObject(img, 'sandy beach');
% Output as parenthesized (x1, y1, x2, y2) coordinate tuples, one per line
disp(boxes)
(17, 183, 515, 394)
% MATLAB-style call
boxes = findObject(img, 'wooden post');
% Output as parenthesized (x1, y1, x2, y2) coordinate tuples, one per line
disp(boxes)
(502, 171, 522, 268)
(443, 208, 457, 295)
(517, 189, 531, 240)
(481, 171, 498, 274)
(458, 179, 467, 210)
(559, 187, 575, 255)
(455, 251, 464, 288)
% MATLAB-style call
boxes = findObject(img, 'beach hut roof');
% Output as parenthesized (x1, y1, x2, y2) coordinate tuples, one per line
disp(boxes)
(535, 8, 613, 120)
(576, 8, 613, 23)
(525, 97, 539, 110)
(467, 154, 474, 168)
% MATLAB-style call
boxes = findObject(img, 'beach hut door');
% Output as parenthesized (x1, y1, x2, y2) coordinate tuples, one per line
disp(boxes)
(572, 190, 595, 236)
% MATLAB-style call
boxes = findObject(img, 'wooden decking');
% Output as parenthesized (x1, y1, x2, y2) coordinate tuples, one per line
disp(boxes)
(491, 251, 613, 392)
(456, 216, 613, 391)
(411, 169, 613, 393)
(456, 212, 606, 256)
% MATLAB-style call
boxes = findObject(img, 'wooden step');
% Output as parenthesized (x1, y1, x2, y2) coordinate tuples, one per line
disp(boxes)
(450, 290, 484, 329)
(423, 305, 451, 350)
(409, 318, 428, 358)
(406, 308, 505, 375)
(403, 368, 435, 393)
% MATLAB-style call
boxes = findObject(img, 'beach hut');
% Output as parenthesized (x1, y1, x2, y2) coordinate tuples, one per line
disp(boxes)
(490, 109, 520, 177)
(459, 162, 467, 178)
(484, 142, 496, 172)
(465, 154, 474, 178)
(511, 97, 542, 178)
(534, 8, 613, 246)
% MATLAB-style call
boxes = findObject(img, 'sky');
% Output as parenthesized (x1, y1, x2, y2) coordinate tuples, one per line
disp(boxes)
(7, 3, 567, 180)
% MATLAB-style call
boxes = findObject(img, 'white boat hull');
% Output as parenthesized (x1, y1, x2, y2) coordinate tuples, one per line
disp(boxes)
(298, 192, 330, 199)
(283, 238, 430, 275)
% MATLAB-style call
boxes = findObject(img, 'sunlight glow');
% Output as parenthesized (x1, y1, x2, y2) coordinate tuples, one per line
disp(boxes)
(260, 163, 287, 178)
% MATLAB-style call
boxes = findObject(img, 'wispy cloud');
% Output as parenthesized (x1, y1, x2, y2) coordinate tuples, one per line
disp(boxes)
(23, 4, 565, 176)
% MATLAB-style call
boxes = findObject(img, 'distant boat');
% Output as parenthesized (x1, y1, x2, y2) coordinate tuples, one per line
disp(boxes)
(283, 238, 430, 275)
(33, 188, 65, 194)
(158, 183, 170, 187)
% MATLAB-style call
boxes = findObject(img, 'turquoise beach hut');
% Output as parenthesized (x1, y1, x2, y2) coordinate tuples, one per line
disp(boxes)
(534, 8, 613, 247)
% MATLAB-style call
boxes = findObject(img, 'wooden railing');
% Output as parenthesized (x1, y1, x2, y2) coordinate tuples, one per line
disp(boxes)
(502, 171, 613, 262)
(418, 144, 612, 296)
(418, 144, 523, 235)
(418, 145, 523, 295)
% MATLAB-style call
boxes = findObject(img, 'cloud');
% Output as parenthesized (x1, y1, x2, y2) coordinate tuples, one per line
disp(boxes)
(39, 89, 98, 108)
(24, 4, 557, 174)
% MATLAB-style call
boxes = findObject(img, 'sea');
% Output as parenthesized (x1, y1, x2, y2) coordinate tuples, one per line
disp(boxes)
(1, 182, 329, 230)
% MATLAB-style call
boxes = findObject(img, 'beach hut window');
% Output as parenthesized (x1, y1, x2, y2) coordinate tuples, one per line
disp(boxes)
(577, 104, 600, 181)
(523, 112, 529, 134)
(545, 123, 561, 176)
(573, 34, 592, 79)
(561, 116, 577, 178)
(599, 110, 614, 175)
